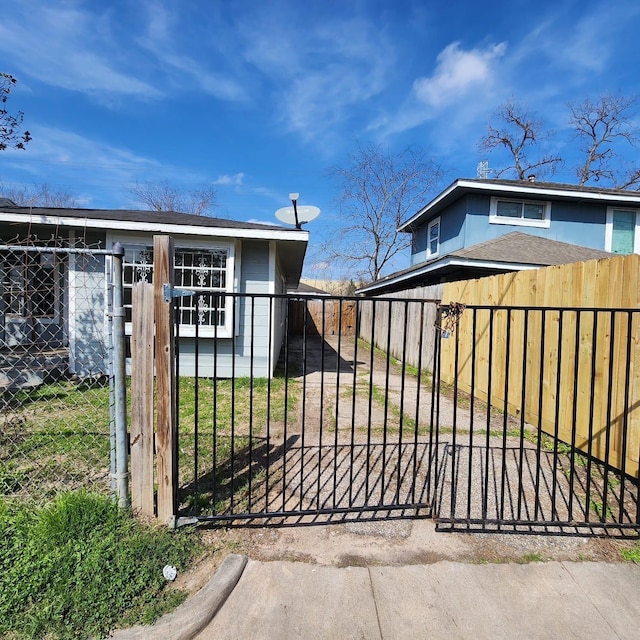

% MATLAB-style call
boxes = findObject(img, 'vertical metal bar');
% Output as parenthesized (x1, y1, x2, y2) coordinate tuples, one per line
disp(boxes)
(248, 295, 255, 512)
(193, 299, 200, 514)
(618, 311, 633, 525)
(482, 310, 494, 523)
(111, 242, 129, 509)
(381, 299, 393, 504)
(585, 311, 598, 523)
(349, 300, 360, 507)
(449, 306, 460, 522)
(467, 307, 477, 522)
(365, 300, 376, 502)
(265, 295, 274, 514)
(533, 310, 546, 521)
(282, 297, 291, 513)
(396, 300, 410, 503)
(568, 310, 581, 521)
(411, 301, 425, 507)
(299, 298, 308, 510)
(499, 308, 512, 525)
(551, 310, 564, 522)
(428, 307, 442, 508)
(602, 310, 617, 523)
(332, 299, 343, 510)
(317, 297, 326, 511)
(517, 309, 529, 521)
(229, 292, 237, 512)
(212, 300, 219, 514)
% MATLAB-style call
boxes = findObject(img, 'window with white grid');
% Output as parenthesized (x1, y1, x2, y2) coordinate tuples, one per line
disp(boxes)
(122, 244, 232, 336)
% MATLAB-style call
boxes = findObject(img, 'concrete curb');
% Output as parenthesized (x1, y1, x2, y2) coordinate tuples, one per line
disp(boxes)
(110, 554, 248, 640)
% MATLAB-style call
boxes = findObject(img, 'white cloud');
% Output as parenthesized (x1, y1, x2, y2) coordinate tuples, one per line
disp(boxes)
(238, 11, 394, 144)
(214, 173, 245, 186)
(0, 3, 161, 101)
(413, 42, 507, 109)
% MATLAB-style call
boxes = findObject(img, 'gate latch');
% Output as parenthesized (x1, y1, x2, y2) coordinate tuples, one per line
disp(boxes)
(163, 283, 196, 302)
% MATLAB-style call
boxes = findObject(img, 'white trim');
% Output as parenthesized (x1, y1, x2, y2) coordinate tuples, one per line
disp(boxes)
(489, 197, 551, 229)
(108, 232, 237, 339)
(357, 256, 539, 295)
(427, 216, 441, 257)
(0, 211, 308, 242)
(399, 179, 640, 231)
(605, 206, 639, 253)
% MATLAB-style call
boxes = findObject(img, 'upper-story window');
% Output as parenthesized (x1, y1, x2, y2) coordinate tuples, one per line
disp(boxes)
(427, 217, 440, 257)
(122, 243, 234, 337)
(489, 197, 551, 228)
(606, 208, 639, 254)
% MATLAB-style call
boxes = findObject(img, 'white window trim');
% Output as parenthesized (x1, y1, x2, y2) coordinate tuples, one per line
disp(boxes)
(605, 207, 640, 253)
(427, 216, 441, 258)
(489, 197, 551, 229)
(108, 233, 236, 339)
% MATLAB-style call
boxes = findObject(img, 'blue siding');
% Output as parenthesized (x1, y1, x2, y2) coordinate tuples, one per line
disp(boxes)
(410, 193, 609, 265)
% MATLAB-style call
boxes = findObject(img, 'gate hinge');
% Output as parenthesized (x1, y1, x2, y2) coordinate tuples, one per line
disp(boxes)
(163, 283, 196, 303)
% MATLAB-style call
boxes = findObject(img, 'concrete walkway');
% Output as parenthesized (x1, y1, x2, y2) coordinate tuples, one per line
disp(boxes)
(190, 557, 640, 640)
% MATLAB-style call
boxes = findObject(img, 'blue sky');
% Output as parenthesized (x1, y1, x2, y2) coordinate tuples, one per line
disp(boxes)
(1, 0, 639, 277)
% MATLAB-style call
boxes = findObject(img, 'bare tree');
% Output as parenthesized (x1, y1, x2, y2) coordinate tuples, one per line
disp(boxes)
(0, 182, 78, 207)
(479, 99, 562, 180)
(327, 142, 444, 282)
(569, 93, 640, 187)
(1, 73, 31, 151)
(130, 180, 217, 215)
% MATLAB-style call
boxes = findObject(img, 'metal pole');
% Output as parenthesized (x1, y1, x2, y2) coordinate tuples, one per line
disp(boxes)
(112, 242, 129, 509)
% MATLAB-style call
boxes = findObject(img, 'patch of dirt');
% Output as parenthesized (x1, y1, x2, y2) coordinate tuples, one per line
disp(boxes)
(173, 517, 639, 596)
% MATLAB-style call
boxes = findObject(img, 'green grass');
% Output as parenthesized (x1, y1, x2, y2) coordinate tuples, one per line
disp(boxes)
(0, 491, 203, 639)
(621, 545, 640, 563)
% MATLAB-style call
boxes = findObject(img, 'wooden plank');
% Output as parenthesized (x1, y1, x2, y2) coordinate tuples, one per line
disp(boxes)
(154, 235, 177, 525)
(130, 282, 155, 517)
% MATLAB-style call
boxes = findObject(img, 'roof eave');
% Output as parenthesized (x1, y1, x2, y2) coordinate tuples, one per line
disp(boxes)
(397, 179, 640, 232)
(357, 256, 539, 295)
(0, 210, 309, 242)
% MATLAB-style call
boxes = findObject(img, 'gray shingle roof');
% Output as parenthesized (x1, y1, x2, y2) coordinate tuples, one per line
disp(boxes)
(0, 205, 292, 233)
(450, 232, 612, 265)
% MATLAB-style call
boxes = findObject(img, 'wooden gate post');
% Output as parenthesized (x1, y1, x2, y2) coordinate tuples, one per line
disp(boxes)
(154, 235, 177, 524)
(130, 282, 155, 516)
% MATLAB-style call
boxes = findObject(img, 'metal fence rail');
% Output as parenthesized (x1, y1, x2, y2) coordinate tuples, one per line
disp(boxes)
(1, 239, 125, 505)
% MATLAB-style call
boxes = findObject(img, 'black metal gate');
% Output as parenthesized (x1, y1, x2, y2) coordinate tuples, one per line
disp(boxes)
(173, 295, 640, 536)
(175, 294, 442, 524)
(434, 304, 640, 537)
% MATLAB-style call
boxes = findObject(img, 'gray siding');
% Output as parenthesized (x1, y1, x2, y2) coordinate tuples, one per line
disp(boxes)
(177, 240, 277, 378)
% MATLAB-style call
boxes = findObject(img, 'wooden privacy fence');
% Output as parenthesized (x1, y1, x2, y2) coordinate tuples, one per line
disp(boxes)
(358, 284, 443, 369)
(439, 254, 640, 478)
(289, 298, 356, 336)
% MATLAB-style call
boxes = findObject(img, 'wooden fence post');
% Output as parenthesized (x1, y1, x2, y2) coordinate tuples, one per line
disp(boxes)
(154, 236, 177, 524)
(130, 282, 155, 517)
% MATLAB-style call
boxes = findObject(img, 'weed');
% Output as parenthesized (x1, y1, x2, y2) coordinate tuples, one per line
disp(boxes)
(621, 546, 640, 563)
(0, 491, 203, 639)
(516, 552, 544, 563)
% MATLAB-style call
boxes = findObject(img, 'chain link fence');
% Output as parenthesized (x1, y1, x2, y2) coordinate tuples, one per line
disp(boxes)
(1, 237, 122, 505)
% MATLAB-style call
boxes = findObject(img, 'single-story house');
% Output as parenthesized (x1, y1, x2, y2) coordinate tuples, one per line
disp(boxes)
(0, 204, 308, 379)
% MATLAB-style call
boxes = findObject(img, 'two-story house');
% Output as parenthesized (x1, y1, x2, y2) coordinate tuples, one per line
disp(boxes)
(358, 178, 640, 295)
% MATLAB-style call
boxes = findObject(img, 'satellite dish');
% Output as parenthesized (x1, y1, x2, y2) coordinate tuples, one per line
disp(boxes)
(275, 205, 321, 227)
(275, 193, 320, 229)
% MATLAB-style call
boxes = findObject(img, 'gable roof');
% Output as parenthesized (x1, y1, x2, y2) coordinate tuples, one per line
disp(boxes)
(0, 204, 309, 287)
(399, 178, 640, 232)
(357, 232, 612, 295)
